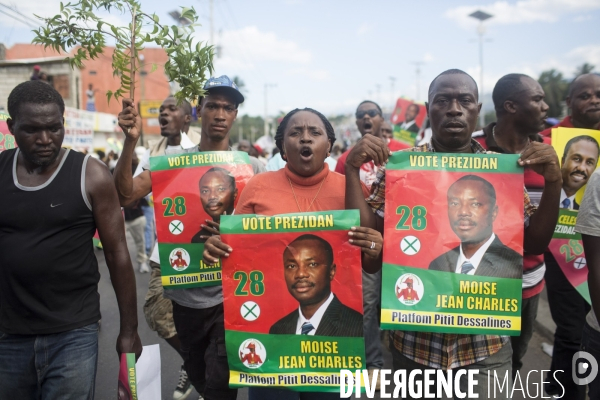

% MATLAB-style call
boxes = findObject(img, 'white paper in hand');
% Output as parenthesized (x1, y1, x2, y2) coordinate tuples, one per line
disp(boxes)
(136, 344, 161, 400)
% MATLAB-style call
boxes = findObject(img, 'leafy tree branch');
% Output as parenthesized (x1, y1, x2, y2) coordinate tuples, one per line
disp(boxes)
(33, 0, 214, 105)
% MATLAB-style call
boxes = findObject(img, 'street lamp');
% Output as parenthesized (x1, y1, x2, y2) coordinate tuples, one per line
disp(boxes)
(264, 83, 277, 137)
(469, 10, 493, 128)
(168, 10, 192, 26)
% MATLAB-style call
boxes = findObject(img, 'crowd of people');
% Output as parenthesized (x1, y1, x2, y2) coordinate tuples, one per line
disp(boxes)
(0, 67, 599, 400)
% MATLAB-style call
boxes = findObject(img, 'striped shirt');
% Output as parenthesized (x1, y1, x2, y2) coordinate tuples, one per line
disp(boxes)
(366, 139, 537, 368)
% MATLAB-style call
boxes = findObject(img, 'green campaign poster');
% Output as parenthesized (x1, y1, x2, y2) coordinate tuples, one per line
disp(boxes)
(149, 151, 254, 289)
(381, 152, 524, 335)
(221, 210, 366, 392)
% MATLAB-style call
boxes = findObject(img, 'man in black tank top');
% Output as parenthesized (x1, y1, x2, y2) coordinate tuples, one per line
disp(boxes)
(0, 81, 142, 399)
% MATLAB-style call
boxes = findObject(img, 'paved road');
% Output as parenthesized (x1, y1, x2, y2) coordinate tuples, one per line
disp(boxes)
(94, 235, 557, 399)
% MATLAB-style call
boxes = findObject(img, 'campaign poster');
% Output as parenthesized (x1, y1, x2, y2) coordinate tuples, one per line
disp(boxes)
(221, 210, 365, 392)
(118, 353, 137, 400)
(381, 152, 524, 335)
(63, 107, 94, 153)
(390, 98, 427, 147)
(0, 113, 17, 152)
(150, 151, 254, 289)
(548, 127, 600, 304)
(548, 210, 590, 303)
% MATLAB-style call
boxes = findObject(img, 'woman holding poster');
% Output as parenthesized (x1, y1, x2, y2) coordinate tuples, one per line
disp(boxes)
(203, 108, 383, 399)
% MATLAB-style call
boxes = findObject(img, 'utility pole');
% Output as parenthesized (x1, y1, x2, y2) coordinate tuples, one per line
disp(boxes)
(209, 0, 214, 46)
(375, 84, 381, 107)
(389, 76, 396, 111)
(410, 62, 424, 101)
(469, 10, 493, 128)
(264, 83, 277, 137)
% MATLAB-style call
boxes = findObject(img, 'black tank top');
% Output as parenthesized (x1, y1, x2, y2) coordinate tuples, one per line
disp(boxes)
(0, 148, 100, 334)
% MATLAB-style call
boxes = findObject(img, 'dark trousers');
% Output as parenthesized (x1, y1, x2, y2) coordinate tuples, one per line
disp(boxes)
(511, 293, 540, 379)
(581, 322, 600, 399)
(172, 302, 237, 400)
(544, 252, 589, 399)
(249, 387, 343, 400)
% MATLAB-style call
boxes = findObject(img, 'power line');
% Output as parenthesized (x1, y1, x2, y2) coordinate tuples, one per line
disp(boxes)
(0, 7, 38, 29)
(0, 3, 40, 27)
(219, 0, 267, 82)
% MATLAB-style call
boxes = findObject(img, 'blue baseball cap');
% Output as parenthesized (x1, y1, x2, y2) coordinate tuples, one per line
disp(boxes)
(203, 75, 244, 105)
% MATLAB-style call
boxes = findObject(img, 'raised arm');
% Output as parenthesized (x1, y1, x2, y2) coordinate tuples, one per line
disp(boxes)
(86, 157, 142, 359)
(113, 98, 152, 207)
(344, 135, 389, 233)
(520, 142, 562, 254)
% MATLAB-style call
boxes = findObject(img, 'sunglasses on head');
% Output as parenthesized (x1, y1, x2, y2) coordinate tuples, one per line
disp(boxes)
(355, 109, 380, 119)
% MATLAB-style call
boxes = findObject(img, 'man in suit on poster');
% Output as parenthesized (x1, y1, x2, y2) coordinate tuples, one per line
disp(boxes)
(191, 167, 238, 243)
(270, 234, 363, 337)
(397, 103, 421, 134)
(560, 135, 600, 210)
(429, 175, 522, 279)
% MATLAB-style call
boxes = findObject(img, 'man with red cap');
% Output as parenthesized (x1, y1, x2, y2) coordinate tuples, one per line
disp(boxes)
(170, 251, 188, 269)
(397, 278, 419, 301)
(30, 65, 41, 81)
(240, 342, 263, 366)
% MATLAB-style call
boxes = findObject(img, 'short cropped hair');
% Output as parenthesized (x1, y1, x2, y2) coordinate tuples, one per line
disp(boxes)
(200, 167, 236, 188)
(287, 234, 334, 267)
(563, 135, 600, 161)
(428, 69, 478, 101)
(356, 100, 382, 115)
(449, 175, 497, 207)
(492, 73, 531, 113)
(8, 80, 65, 120)
(274, 108, 336, 156)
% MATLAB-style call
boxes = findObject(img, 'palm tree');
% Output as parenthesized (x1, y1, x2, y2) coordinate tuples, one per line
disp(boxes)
(538, 69, 568, 118)
(575, 63, 595, 77)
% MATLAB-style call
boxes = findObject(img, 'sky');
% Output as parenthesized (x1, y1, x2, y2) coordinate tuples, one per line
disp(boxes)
(1, 0, 599, 117)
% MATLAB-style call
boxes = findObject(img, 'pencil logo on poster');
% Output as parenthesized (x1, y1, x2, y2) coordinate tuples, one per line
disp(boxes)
(169, 248, 190, 271)
(239, 339, 266, 369)
(395, 273, 423, 306)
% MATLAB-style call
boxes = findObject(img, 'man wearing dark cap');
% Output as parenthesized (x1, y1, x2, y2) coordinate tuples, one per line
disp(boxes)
(115, 75, 264, 400)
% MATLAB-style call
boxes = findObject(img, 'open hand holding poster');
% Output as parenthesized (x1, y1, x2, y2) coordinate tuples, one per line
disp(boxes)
(381, 152, 524, 335)
(221, 210, 366, 392)
(149, 151, 254, 289)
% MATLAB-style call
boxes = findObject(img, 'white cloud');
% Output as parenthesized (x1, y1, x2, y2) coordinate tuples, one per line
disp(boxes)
(287, 67, 330, 81)
(211, 26, 312, 65)
(423, 52, 435, 62)
(573, 14, 594, 21)
(357, 23, 371, 36)
(446, 0, 600, 28)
